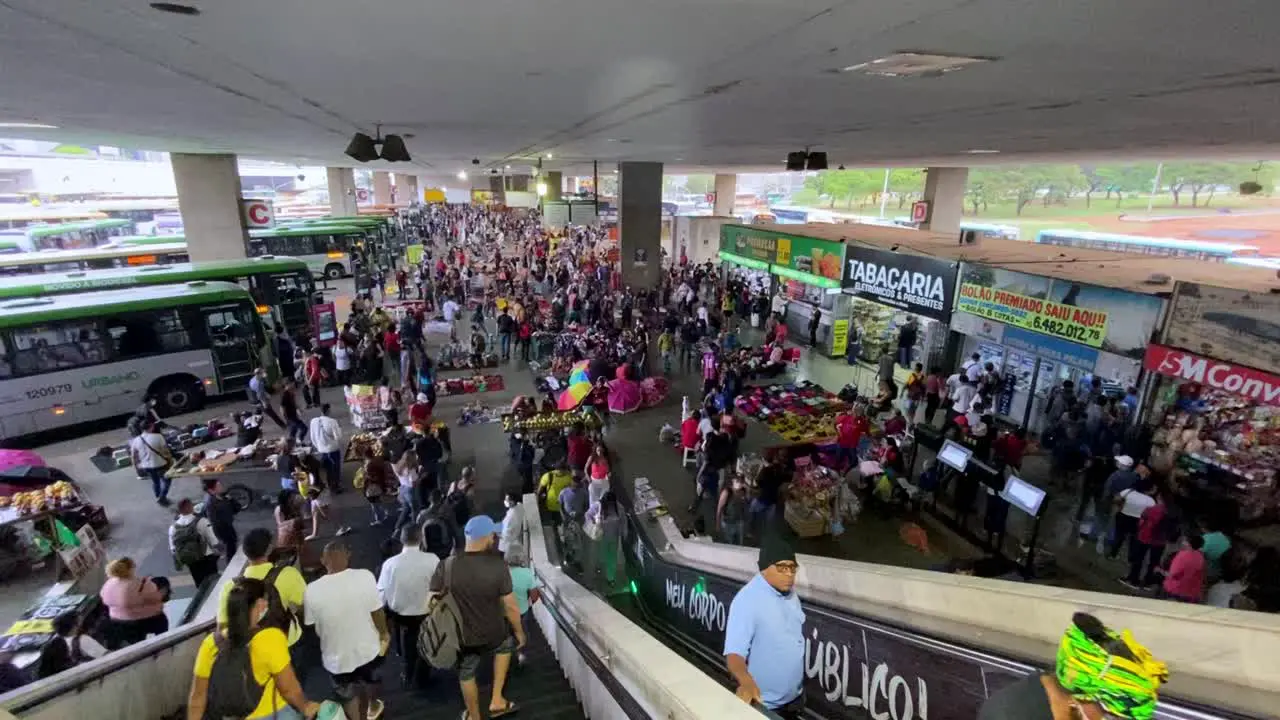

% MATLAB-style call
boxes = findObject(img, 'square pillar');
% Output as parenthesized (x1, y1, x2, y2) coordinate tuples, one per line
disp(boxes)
(327, 167, 358, 216)
(540, 171, 563, 202)
(713, 174, 737, 216)
(618, 161, 663, 289)
(394, 173, 418, 204)
(171, 153, 250, 262)
(920, 167, 968, 234)
(373, 171, 393, 205)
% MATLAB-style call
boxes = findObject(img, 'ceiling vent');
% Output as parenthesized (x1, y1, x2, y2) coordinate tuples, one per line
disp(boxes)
(842, 52, 993, 78)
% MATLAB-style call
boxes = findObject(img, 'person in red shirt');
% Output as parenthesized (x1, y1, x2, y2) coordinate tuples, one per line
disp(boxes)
(1162, 534, 1207, 603)
(992, 428, 1027, 472)
(567, 424, 593, 468)
(408, 391, 433, 429)
(834, 407, 869, 469)
(302, 350, 326, 409)
(680, 410, 702, 451)
(883, 408, 908, 437)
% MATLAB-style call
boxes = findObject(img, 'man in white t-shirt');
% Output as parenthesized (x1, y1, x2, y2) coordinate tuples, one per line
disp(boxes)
(129, 422, 174, 506)
(305, 540, 390, 720)
(309, 403, 344, 491)
(1110, 483, 1156, 560)
(442, 298, 461, 324)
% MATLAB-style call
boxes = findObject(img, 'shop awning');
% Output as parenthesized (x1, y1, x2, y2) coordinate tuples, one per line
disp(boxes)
(718, 250, 769, 272)
(771, 264, 840, 289)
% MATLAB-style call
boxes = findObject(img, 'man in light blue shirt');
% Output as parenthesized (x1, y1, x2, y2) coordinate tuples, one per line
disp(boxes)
(723, 538, 805, 716)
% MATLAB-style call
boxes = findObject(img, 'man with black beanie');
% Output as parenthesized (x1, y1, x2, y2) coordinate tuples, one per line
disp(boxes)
(723, 536, 805, 717)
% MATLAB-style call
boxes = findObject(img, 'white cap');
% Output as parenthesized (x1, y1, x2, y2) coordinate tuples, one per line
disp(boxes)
(1115, 455, 1134, 469)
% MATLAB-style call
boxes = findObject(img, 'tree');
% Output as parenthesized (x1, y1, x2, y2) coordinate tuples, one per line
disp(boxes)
(685, 175, 714, 196)
(964, 168, 1011, 215)
(887, 168, 924, 209)
(1162, 162, 1241, 207)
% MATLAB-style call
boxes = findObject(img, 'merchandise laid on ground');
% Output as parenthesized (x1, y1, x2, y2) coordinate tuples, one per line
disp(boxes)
(733, 381, 849, 443)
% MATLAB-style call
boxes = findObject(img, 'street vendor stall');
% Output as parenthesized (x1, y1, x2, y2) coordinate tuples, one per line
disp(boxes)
(0, 467, 105, 583)
(734, 381, 849, 444)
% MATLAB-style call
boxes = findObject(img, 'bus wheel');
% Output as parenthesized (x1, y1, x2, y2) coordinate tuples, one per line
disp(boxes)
(324, 263, 345, 280)
(152, 376, 204, 417)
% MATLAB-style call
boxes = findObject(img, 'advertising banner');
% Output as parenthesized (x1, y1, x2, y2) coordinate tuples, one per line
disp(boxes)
(841, 246, 958, 322)
(720, 225, 844, 286)
(830, 318, 850, 356)
(1166, 281, 1280, 374)
(622, 520, 1026, 719)
(1002, 325, 1099, 370)
(956, 264, 1163, 359)
(1144, 343, 1280, 406)
(956, 283, 1108, 348)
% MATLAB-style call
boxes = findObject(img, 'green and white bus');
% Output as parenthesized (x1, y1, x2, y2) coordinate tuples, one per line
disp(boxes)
(0, 256, 317, 340)
(15, 219, 135, 251)
(249, 224, 367, 279)
(0, 281, 273, 436)
(0, 243, 191, 276)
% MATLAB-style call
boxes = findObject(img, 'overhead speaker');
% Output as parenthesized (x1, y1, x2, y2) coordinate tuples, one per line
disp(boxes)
(379, 134, 411, 162)
(805, 152, 828, 171)
(344, 133, 379, 163)
(785, 152, 807, 171)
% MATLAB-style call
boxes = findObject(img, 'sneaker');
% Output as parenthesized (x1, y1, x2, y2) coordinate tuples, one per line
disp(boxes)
(337, 526, 353, 536)
(1117, 578, 1139, 590)
(367, 699, 385, 720)
(156, 497, 171, 506)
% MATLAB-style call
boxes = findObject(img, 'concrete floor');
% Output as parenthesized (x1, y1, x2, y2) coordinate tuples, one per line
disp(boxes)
(0, 277, 1137, 629)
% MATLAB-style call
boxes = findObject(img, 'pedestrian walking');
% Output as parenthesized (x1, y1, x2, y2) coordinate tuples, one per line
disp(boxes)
(724, 537, 805, 718)
(305, 541, 390, 720)
(129, 420, 174, 506)
(377, 524, 438, 688)
(170, 498, 222, 588)
(309, 403, 344, 492)
(202, 477, 238, 565)
(429, 516, 525, 720)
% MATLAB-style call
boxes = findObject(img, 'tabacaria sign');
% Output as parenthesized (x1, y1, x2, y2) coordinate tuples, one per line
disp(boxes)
(841, 246, 957, 322)
(1144, 343, 1280, 406)
(626, 525, 1023, 719)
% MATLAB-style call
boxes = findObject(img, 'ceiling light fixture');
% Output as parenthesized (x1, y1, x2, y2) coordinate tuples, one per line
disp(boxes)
(505, 165, 512, 170)
(546, 153, 554, 159)
(966, 149, 1000, 154)
(456, 171, 468, 181)
(841, 52, 992, 78)
(149, 2, 201, 16)
(0, 122, 58, 129)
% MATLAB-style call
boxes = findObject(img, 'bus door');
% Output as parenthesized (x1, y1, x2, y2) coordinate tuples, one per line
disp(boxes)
(200, 303, 257, 393)
(256, 273, 312, 340)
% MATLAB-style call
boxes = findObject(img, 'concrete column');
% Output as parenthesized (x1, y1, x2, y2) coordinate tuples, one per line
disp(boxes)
(713, 174, 737, 216)
(170, 153, 250, 262)
(618, 161, 663, 289)
(372, 171, 393, 205)
(394, 173, 418, 204)
(327, 167, 358, 216)
(541, 171, 563, 201)
(919, 166, 968, 234)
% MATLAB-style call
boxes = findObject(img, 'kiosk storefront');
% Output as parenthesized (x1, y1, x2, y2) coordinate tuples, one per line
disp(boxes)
(950, 263, 1165, 431)
(838, 244, 957, 368)
(1142, 281, 1280, 523)
(719, 225, 845, 353)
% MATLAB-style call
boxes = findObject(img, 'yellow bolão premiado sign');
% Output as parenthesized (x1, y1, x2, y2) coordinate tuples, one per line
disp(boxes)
(956, 283, 1109, 348)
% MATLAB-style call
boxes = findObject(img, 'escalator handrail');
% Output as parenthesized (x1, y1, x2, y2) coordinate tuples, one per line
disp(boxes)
(531, 564, 652, 720)
(609, 452, 1255, 719)
(0, 618, 213, 713)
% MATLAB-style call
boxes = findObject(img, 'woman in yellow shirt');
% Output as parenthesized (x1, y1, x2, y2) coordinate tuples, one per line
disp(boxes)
(187, 578, 319, 720)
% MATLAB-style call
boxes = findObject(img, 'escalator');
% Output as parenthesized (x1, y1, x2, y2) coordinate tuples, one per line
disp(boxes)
(605, 507, 1263, 720)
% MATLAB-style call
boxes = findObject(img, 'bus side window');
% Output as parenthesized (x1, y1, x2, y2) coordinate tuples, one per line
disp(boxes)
(105, 308, 192, 359)
(11, 322, 105, 374)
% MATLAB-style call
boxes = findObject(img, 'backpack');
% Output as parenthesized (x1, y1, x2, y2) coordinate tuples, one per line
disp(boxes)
(172, 520, 207, 569)
(418, 557, 464, 669)
(249, 565, 295, 636)
(203, 631, 265, 720)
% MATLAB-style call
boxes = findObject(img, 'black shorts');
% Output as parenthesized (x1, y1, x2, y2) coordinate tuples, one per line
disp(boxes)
(331, 655, 384, 698)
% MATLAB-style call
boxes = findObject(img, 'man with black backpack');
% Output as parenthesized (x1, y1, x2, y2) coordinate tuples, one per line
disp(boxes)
(218, 529, 306, 650)
(169, 498, 222, 589)
(496, 306, 515, 362)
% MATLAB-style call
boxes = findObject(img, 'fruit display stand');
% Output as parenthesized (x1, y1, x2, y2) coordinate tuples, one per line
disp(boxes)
(345, 385, 388, 431)
(0, 469, 100, 583)
(501, 407, 603, 434)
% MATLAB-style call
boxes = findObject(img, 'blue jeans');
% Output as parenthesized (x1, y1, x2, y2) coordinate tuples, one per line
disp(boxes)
(143, 467, 170, 501)
(720, 521, 744, 546)
(319, 450, 342, 490)
(500, 333, 512, 358)
(396, 487, 421, 532)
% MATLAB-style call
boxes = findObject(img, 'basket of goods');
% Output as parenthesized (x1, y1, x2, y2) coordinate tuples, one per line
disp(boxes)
(783, 463, 838, 537)
(345, 433, 380, 461)
(5, 482, 80, 516)
(736, 454, 765, 488)
(784, 500, 829, 538)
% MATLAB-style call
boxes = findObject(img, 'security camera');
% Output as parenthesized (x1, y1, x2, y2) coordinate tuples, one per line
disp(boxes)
(471, 158, 480, 165)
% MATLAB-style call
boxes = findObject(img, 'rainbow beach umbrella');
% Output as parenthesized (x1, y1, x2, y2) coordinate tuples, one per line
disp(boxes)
(557, 381, 593, 410)
(568, 360, 592, 386)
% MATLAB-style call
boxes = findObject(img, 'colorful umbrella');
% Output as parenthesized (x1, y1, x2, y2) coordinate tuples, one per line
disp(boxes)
(557, 381, 593, 411)
(568, 360, 591, 386)
(607, 378, 642, 414)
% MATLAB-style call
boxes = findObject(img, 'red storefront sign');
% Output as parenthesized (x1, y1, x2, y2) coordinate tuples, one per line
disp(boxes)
(1144, 343, 1280, 406)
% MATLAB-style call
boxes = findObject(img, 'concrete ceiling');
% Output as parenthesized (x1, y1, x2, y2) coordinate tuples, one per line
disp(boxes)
(3, 0, 1280, 174)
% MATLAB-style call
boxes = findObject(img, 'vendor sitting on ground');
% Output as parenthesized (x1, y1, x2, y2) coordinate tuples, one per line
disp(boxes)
(758, 343, 788, 378)
(883, 408, 908, 437)
(874, 378, 899, 414)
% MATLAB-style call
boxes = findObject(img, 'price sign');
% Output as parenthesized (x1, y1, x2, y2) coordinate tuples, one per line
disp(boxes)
(830, 318, 850, 356)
